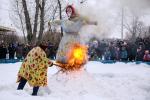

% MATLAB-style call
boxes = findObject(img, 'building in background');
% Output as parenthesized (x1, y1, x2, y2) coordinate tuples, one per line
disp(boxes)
(0, 25, 16, 44)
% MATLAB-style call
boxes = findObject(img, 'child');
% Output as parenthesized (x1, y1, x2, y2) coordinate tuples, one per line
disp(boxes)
(16, 44, 53, 96)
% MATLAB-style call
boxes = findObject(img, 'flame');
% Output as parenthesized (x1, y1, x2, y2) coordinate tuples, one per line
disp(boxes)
(74, 48, 83, 60)
(56, 43, 88, 71)
(65, 43, 88, 71)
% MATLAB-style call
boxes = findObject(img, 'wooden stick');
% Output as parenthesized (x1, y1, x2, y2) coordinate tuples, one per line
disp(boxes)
(53, 62, 63, 67)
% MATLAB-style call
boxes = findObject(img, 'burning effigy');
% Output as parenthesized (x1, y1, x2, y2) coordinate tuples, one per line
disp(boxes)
(50, 5, 97, 72)
(46, 4, 99, 98)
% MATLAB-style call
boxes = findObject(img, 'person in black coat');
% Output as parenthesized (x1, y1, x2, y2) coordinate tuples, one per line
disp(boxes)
(0, 44, 7, 59)
(135, 47, 144, 61)
(8, 43, 16, 59)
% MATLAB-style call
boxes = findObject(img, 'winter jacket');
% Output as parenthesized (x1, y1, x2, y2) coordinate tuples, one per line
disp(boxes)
(8, 46, 16, 59)
(17, 46, 53, 87)
(16, 45, 23, 59)
(0, 46, 7, 59)
(136, 51, 144, 61)
(104, 51, 111, 60)
(120, 50, 128, 59)
(143, 54, 150, 62)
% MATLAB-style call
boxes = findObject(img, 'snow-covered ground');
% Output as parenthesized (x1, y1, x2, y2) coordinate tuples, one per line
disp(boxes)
(0, 61, 150, 100)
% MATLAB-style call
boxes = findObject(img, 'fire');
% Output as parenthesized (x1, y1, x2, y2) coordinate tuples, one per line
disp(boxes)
(67, 43, 88, 66)
(74, 48, 84, 60)
(56, 43, 88, 71)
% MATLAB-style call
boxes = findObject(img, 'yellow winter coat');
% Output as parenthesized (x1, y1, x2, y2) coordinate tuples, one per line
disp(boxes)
(17, 46, 53, 87)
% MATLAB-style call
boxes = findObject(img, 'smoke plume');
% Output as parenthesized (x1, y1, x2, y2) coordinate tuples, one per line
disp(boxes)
(65, 0, 150, 41)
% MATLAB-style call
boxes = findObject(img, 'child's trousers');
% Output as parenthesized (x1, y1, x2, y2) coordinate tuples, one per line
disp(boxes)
(17, 77, 39, 96)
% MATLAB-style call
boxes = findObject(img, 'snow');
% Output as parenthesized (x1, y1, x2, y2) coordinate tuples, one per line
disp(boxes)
(0, 61, 150, 100)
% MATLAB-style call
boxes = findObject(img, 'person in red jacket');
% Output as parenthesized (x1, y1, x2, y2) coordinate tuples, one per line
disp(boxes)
(143, 50, 150, 62)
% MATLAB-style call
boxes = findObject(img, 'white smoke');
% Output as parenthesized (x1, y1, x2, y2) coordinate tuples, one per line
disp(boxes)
(118, 0, 150, 9)
(73, 0, 117, 42)
(115, 0, 150, 16)
(64, 0, 150, 41)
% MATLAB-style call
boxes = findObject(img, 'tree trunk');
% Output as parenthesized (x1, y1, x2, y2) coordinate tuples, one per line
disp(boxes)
(16, 0, 27, 43)
(37, 0, 45, 44)
(32, 0, 40, 44)
(22, 0, 32, 43)
(19, 13, 27, 44)
(57, 0, 63, 37)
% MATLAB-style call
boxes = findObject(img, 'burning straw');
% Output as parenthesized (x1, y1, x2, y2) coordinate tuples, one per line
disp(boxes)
(54, 43, 88, 71)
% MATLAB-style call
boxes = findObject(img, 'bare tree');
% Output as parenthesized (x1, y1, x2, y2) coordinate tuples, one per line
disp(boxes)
(57, 0, 63, 37)
(80, 0, 88, 4)
(10, 0, 47, 44)
(22, 0, 33, 43)
(11, 0, 68, 44)
(10, 0, 27, 43)
(21, 1, 32, 31)
(124, 15, 141, 41)
(37, 0, 45, 43)
(32, 0, 40, 43)
(16, 1, 27, 43)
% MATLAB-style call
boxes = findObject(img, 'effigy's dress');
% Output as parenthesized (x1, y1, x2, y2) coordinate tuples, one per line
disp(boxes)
(56, 18, 84, 64)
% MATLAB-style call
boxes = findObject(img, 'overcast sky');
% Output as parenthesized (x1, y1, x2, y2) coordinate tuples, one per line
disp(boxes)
(0, 0, 150, 39)
(0, 0, 12, 27)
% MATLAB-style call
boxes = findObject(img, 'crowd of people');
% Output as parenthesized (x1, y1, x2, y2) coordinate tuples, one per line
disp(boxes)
(88, 37, 150, 62)
(0, 37, 150, 62)
(0, 41, 56, 60)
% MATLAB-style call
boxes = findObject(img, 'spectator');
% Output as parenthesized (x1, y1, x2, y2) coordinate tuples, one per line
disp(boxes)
(23, 44, 31, 59)
(115, 47, 120, 61)
(109, 42, 116, 60)
(0, 44, 7, 59)
(143, 50, 150, 62)
(104, 47, 111, 60)
(16, 43, 23, 60)
(127, 43, 136, 61)
(136, 47, 144, 61)
(8, 43, 16, 59)
(120, 46, 128, 61)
